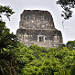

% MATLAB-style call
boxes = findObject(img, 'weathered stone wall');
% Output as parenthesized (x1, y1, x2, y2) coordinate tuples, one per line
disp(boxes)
(16, 10, 63, 48)
(19, 10, 55, 30)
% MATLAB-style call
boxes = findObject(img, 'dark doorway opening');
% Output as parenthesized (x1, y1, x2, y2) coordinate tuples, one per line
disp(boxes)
(39, 37, 43, 42)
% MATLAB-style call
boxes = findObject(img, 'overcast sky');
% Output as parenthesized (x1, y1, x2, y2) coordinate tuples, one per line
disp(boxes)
(0, 0, 75, 44)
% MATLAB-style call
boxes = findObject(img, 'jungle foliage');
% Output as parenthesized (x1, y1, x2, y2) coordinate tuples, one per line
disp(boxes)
(1, 40, 75, 75)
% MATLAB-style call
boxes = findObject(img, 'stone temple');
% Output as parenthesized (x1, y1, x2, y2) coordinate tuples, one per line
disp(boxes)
(16, 10, 63, 48)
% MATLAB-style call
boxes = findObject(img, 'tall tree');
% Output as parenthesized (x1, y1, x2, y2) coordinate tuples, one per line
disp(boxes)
(57, 0, 75, 20)
(0, 5, 18, 49)
(0, 5, 18, 75)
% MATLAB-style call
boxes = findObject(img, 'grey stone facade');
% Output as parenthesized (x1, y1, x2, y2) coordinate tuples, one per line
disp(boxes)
(16, 10, 63, 48)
